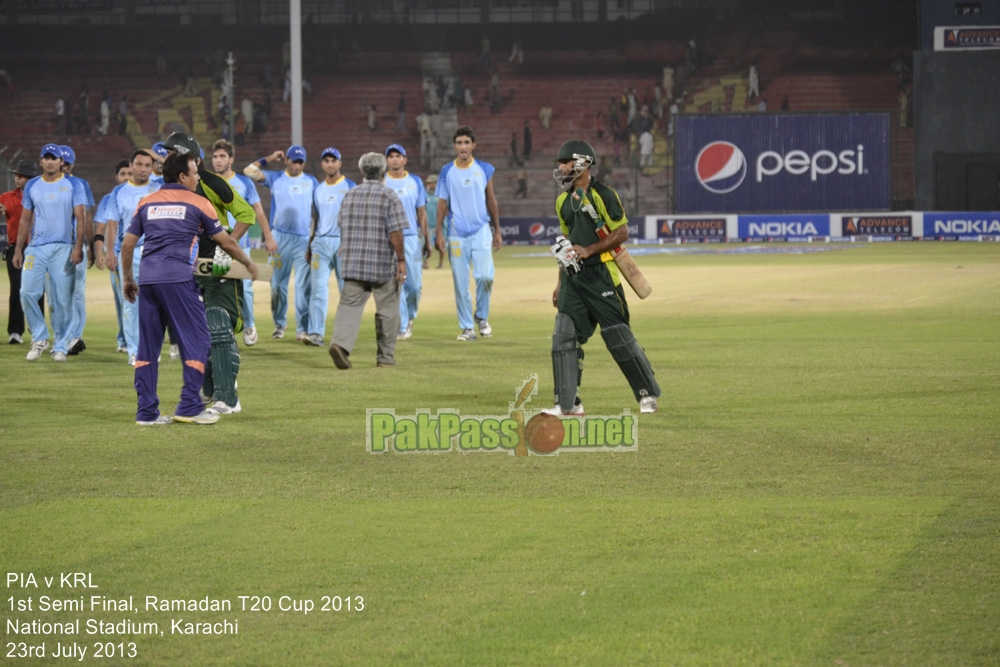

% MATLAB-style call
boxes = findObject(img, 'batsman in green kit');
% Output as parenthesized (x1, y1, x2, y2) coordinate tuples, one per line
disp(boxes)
(546, 140, 660, 416)
(163, 132, 257, 416)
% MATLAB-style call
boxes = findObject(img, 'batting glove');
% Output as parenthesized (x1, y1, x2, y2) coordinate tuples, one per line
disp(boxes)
(550, 235, 581, 275)
(212, 246, 233, 277)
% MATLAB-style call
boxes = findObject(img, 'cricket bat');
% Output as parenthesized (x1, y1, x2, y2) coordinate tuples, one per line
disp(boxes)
(595, 225, 652, 299)
(193, 258, 273, 282)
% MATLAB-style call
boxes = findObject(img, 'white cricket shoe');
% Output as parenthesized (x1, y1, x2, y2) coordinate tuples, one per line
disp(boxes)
(116, 344, 128, 353)
(137, 415, 172, 426)
(52, 351, 68, 362)
(199, 388, 214, 404)
(9, 333, 23, 344)
(169, 344, 180, 359)
(172, 410, 221, 425)
(476, 318, 492, 338)
(206, 400, 242, 415)
(26, 340, 49, 361)
(456, 328, 476, 341)
(243, 327, 258, 346)
(640, 396, 658, 414)
(543, 402, 585, 417)
(128, 354, 136, 366)
(303, 333, 323, 346)
(272, 326, 286, 339)
(397, 320, 413, 340)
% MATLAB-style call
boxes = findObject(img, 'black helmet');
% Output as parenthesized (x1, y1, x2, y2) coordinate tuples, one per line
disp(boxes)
(554, 139, 596, 164)
(163, 132, 201, 157)
(553, 139, 596, 191)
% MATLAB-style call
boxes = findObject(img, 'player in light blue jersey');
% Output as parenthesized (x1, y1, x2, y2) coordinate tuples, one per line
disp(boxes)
(12, 143, 88, 361)
(59, 145, 96, 356)
(211, 139, 278, 347)
(103, 149, 161, 364)
(244, 144, 318, 340)
(302, 146, 355, 346)
(434, 126, 502, 341)
(93, 159, 132, 353)
(148, 142, 167, 183)
(383, 144, 431, 340)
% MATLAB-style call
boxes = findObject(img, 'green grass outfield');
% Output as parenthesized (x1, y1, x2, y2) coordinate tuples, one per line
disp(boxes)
(2, 243, 998, 665)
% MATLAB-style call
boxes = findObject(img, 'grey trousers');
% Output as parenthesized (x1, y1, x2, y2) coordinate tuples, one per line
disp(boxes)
(331, 278, 401, 365)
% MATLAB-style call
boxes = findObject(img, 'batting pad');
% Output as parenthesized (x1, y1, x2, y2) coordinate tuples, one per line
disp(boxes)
(600, 323, 660, 402)
(206, 306, 240, 407)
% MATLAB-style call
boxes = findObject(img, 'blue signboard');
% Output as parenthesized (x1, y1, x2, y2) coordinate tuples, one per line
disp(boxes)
(675, 114, 890, 213)
(737, 214, 831, 239)
(924, 212, 1000, 237)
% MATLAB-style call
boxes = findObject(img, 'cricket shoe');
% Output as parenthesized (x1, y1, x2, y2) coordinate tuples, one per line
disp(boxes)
(52, 351, 67, 362)
(456, 328, 477, 341)
(397, 320, 413, 340)
(9, 333, 22, 344)
(128, 354, 136, 367)
(172, 410, 221, 425)
(272, 326, 286, 339)
(116, 344, 128, 353)
(476, 318, 492, 338)
(243, 327, 258, 346)
(26, 340, 49, 361)
(68, 338, 86, 355)
(295, 331, 308, 342)
(136, 415, 172, 426)
(543, 401, 585, 417)
(199, 388, 214, 404)
(640, 396, 658, 414)
(206, 400, 242, 415)
(303, 333, 323, 346)
(169, 344, 180, 359)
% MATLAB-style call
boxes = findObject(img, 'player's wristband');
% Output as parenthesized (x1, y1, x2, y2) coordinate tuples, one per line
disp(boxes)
(93, 234, 105, 243)
(258, 158, 267, 167)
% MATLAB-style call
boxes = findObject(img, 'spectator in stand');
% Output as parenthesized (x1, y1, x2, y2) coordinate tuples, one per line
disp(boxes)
(76, 88, 89, 135)
(367, 104, 377, 131)
(2, 160, 41, 345)
(653, 85, 663, 120)
(509, 132, 522, 168)
(756, 97, 768, 112)
(898, 88, 909, 128)
(668, 100, 679, 137)
(515, 168, 527, 199)
(662, 66, 674, 102)
(523, 120, 532, 161)
(464, 87, 474, 114)
(395, 92, 406, 133)
(118, 96, 129, 135)
(509, 38, 524, 64)
(781, 95, 789, 111)
(639, 130, 654, 168)
(747, 64, 760, 100)
(417, 110, 432, 166)
(539, 103, 553, 130)
(621, 180, 636, 217)
(608, 98, 620, 133)
(155, 54, 168, 77)
(55, 97, 65, 134)
(596, 112, 605, 140)
(241, 97, 255, 134)
(479, 34, 492, 70)
(891, 56, 910, 91)
(98, 97, 110, 135)
(626, 88, 637, 124)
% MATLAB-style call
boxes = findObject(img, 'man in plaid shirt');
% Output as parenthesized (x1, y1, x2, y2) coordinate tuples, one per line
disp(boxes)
(328, 152, 408, 369)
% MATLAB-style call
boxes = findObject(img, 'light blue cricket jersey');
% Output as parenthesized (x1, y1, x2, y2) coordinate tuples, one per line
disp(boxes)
(108, 179, 162, 253)
(436, 158, 494, 238)
(150, 173, 164, 184)
(384, 172, 426, 236)
(312, 176, 356, 237)
(263, 170, 317, 237)
(94, 193, 114, 224)
(67, 175, 95, 243)
(22, 174, 87, 247)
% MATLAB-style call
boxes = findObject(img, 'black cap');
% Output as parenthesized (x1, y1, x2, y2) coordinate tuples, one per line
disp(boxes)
(10, 160, 39, 178)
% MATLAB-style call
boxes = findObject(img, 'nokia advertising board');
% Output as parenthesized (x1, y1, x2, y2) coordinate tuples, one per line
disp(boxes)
(675, 114, 890, 214)
(499, 218, 642, 245)
(924, 212, 1000, 239)
(737, 214, 831, 240)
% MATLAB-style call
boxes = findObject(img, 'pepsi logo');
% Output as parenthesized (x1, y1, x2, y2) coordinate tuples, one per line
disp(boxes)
(695, 142, 747, 194)
(529, 223, 546, 238)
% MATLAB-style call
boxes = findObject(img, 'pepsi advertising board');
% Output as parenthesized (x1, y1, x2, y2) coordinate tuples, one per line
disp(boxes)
(675, 113, 890, 214)
(499, 218, 642, 245)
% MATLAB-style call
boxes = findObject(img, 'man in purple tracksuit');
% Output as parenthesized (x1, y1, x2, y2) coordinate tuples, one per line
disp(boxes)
(121, 153, 258, 426)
